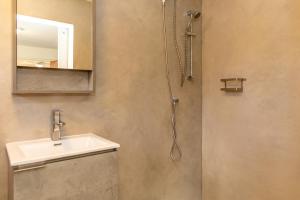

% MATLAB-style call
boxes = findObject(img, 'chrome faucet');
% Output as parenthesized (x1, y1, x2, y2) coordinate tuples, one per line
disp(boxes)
(51, 110, 66, 142)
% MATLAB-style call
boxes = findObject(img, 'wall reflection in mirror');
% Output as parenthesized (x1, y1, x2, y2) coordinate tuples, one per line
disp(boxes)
(17, 0, 93, 70)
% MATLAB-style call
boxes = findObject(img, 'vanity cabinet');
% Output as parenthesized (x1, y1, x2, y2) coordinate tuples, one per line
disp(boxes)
(9, 151, 119, 200)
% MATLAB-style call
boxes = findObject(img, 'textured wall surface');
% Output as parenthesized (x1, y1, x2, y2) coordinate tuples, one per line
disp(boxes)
(203, 0, 300, 199)
(16, 68, 90, 91)
(0, 0, 202, 200)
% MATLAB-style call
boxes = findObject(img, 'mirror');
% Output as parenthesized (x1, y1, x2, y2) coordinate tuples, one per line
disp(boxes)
(16, 0, 94, 70)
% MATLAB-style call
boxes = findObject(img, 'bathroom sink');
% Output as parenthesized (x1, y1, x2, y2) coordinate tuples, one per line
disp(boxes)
(6, 133, 120, 167)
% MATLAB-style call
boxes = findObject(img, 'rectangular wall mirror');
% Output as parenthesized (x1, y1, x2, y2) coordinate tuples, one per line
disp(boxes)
(13, 0, 95, 94)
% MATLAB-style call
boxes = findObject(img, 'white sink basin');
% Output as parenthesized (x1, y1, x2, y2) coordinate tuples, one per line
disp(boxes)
(6, 133, 120, 167)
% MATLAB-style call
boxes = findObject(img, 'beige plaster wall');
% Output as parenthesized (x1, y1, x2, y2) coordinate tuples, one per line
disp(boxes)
(203, 0, 300, 199)
(0, 0, 202, 200)
(18, 0, 92, 69)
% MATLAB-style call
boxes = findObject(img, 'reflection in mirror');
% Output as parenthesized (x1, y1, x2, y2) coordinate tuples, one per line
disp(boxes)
(17, 0, 93, 70)
(17, 15, 74, 69)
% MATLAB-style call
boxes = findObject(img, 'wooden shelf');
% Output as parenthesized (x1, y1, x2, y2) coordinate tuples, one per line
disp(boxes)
(13, 90, 94, 95)
(17, 66, 93, 72)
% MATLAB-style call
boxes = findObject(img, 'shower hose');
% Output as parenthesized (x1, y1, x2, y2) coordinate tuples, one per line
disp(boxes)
(162, 0, 182, 161)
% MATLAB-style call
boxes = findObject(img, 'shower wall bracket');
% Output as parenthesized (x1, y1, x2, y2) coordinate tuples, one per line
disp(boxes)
(220, 78, 246, 92)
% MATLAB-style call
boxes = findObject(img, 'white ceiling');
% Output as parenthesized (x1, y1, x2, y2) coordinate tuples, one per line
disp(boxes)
(17, 20, 58, 49)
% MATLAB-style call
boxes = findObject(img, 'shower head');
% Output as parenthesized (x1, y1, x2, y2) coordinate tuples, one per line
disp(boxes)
(187, 10, 201, 19)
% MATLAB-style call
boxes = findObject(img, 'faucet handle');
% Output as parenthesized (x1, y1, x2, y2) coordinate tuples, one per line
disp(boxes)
(53, 109, 62, 116)
(58, 121, 66, 127)
(52, 109, 65, 126)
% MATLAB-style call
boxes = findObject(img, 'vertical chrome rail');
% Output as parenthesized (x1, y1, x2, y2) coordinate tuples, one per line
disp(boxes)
(185, 10, 201, 80)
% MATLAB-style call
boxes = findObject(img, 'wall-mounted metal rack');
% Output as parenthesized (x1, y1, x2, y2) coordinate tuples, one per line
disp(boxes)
(220, 78, 246, 92)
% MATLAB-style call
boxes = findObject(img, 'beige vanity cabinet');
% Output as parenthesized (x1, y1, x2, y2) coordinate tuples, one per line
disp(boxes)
(9, 151, 119, 200)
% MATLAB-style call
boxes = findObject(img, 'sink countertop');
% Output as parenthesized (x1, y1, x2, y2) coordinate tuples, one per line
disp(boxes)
(6, 133, 120, 167)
